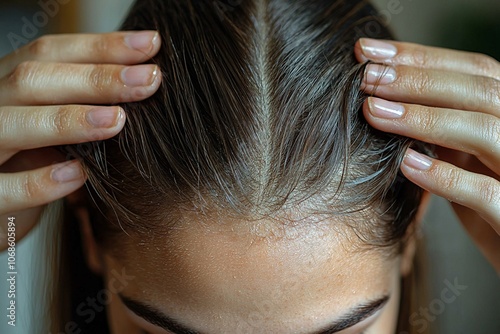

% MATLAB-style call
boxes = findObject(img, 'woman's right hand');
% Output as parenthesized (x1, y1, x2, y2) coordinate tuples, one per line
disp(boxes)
(0, 31, 162, 251)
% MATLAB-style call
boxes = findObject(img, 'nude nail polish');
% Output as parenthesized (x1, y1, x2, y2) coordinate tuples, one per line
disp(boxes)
(364, 64, 397, 85)
(369, 98, 405, 119)
(360, 38, 398, 60)
(51, 161, 83, 183)
(404, 149, 432, 171)
(125, 31, 158, 51)
(121, 65, 158, 87)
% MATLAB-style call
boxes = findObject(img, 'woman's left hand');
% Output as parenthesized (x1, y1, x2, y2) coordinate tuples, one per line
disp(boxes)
(354, 38, 500, 274)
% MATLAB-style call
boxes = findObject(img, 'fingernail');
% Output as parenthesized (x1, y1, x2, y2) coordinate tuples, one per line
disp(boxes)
(121, 65, 158, 87)
(86, 107, 122, 128)
(364, 64, 397, 85)
(125, 31, 158, 51)
(404, 149, 433, 171)
(360, 38, 397, 59)
(51, 161, 84, 183)
(369, 97, 405, 119)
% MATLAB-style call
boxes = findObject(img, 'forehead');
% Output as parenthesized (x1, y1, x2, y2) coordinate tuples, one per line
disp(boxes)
(106, 217, 397, 331)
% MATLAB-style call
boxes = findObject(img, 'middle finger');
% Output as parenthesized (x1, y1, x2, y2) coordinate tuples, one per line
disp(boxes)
(362, 64, 500, 118)
(0, 62, 161, 105)
(363, 97, 500, 175)
(0, 105, 125, 164)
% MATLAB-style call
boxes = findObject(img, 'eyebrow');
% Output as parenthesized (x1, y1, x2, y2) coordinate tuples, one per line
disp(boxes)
(119, 294, 389, 334)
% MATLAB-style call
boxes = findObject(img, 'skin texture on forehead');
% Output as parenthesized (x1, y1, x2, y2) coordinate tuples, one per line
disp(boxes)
(102, 216, 402, 334)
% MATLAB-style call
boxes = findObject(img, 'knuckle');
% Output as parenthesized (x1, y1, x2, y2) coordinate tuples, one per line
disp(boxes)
(406, 68, 433, 96)
(471, 53, 499, 74)
(411, 48, 430, 68)
(92, 35, 110, 58)
(87, 64, 114, 93)
(434, 165, 462, 194)
(477, 178, 500, 209)
(395, 47, 429, 68)
(480, 77, 500, 109)
(10, 111, 33, 150)
(479, 115, 500, 154)
(53, 106, 74, 136)
(8, 61, 39, 90)
(19, 173, 42, 203)
(0, 108, 9, 148)
(27, 36, 52, 58)
(414, 107, 439, 133)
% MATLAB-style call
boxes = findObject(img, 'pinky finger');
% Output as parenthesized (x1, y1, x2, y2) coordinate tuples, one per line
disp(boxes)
(401, 149, 500, 230)
(0, 160, 86, 215)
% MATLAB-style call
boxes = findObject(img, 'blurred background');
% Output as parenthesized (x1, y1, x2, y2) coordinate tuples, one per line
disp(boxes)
(0, 0, 499, 333)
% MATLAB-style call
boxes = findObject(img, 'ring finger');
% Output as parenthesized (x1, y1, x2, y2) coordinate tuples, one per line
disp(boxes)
(363, 97, 500, 174)
(0, 105, 125, 164)
(400, 149, 500, 229)
(361, 64, 500, 117)
(0, 31, 161, 78)
(0, 160, 86, 216)
(0, 62, 161, 105)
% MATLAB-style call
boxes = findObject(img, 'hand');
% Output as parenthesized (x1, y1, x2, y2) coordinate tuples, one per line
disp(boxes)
(0, 31, 162, 251)
(355, 38, 500, 274)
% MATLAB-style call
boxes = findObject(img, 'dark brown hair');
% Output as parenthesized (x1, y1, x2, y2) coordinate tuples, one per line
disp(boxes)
(79, 0, 429, 249)
(57, 0, 432, 332)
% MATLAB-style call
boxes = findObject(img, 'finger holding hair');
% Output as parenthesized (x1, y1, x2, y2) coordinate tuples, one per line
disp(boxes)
(0, 158, 86, 251)
(0, 62, 161, 105)
(355, 39, 500, 273)
(362, 98, 500, 176)
(0, 31, 162, 250)
(356, 39, 500, 173)
(0, 32, 163, 105)
(0, 31, 161, 78)
(354, 38, 500, 80)
(0, 105, 125, 164)
(398, 149, 500, 271)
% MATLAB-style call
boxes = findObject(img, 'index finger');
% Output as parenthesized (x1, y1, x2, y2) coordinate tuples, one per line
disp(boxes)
(0, 31, 161, 78)
(354, 38, 500, 81)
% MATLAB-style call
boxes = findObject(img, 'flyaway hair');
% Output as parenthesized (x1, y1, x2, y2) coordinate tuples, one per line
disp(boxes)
(52, 1, 434, 333)
(63, 0, 432, 252)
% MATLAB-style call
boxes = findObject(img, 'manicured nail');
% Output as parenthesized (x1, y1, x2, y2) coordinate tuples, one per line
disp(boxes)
(360, 38, 397, 59)
(86, 107, 122, 128)
(404, 149, 432, 171)
(368, 97, 405, 119)
(51, 161, 84, 183)
(121, 65, 158, 87)
(364, 64, 397, 85)
(125, 31, 158, 51)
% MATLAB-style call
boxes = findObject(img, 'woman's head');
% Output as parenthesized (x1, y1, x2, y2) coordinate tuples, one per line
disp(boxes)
(66, 0, 431, 333)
